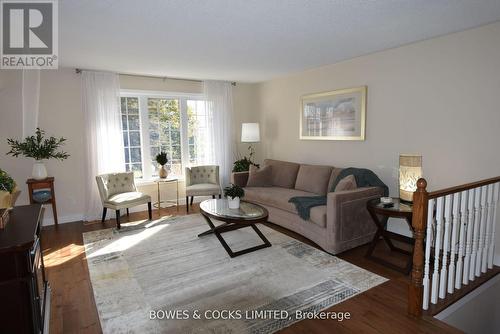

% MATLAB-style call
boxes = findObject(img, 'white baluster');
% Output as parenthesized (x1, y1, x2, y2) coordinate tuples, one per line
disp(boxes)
(423, 198, 435, 310)
(482, 185, 493, 273)
(476, 186, 488, 276)
(470, 187, 481, 281)
(455, 190, 468, 290)
(439, 195, 452, 299)
(463, 189, 475, 285)
(448, 193, 460, 294)
(488, 183, 499, 268)
(431, 197, 444, 304)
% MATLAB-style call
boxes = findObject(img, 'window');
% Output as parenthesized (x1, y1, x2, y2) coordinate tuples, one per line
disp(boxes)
(187, 99, 211, 165)
(121, 97, 143, 178)
(119, 92, 211, 180)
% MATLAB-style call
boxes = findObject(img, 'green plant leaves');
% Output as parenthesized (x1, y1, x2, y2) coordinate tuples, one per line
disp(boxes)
(0, 169, 16, 193)
(6, 128, 69, 161)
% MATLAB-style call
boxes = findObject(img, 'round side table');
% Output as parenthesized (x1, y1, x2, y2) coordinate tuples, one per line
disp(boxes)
(366, 197, 414, 274)
(153, 178, 179, 211)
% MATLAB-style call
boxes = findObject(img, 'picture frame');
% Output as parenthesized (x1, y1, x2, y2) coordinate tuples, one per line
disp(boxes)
(300, 86, 367, 141)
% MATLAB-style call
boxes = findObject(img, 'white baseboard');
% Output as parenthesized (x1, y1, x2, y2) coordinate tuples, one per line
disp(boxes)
(41, 213, 84, 226)
(40, 196, 210, 226)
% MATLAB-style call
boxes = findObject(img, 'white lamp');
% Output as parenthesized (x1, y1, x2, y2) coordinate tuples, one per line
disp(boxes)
(241, 123, 260, 143)
(241, 123, 260, 161)
(399, 154, 423, 203)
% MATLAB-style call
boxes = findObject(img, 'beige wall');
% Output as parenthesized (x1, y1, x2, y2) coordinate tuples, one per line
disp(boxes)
(256, 21, 500, 258)
(258, 21, 500, 192)
(232, 83, 262, 162)
(0, 68, 258, 224)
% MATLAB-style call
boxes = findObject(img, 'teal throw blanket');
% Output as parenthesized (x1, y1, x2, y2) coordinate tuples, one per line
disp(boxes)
(289, 167, 388, 220)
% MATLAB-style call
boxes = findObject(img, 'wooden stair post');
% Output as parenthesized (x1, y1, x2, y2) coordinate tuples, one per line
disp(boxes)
(408, 178, 428, 317)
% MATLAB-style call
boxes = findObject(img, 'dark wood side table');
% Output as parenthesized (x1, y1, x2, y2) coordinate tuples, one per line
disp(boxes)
(27, 177, 58, 225)
(366, 198, 414, 274)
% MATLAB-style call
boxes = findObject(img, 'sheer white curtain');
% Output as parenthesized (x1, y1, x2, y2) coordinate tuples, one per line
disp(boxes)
(82, 71, 124, 220)
(22, 69, 40, 137)
(203, 81, 234, 187)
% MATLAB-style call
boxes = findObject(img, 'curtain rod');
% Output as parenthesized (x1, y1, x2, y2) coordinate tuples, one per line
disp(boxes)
(75, 68, 236, 86)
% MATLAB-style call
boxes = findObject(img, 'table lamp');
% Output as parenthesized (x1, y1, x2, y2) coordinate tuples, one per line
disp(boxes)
(399, 154, 423, 203)
(241, 123, 260, 161)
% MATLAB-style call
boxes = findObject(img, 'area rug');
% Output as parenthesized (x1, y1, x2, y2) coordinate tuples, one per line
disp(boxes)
(83, 214, 387, 333)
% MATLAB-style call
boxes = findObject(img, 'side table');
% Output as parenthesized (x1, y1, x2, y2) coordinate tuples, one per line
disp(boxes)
(27, 177, 58, 225)
(366, 197, 414, 274)
(153, 178, 179, 212)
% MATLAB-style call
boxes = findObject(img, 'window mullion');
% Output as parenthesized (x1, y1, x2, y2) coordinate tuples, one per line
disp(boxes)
(180, 97, 189, 175)
(139, 96, 152, 179)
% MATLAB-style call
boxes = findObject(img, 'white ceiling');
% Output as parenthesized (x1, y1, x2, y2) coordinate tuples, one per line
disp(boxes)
(60, 0, 500, 82)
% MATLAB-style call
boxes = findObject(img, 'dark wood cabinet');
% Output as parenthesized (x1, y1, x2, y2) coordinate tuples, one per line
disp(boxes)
(0, 205, 50, 334)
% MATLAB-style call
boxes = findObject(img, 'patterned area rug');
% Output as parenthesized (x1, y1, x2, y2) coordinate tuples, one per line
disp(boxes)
(83, 214, 387, 333)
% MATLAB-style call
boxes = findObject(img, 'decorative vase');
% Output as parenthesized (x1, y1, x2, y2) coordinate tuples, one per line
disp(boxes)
(32, 162, 47, 180)
(158, 165, 168, 179)
(227, 197, 240, 209)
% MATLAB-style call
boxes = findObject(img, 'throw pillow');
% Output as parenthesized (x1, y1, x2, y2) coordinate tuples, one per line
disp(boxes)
(246, 165, 273, 187)
(334, 174, 357, 192)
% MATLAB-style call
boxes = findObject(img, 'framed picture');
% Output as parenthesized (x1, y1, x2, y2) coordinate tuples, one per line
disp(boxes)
(300, 86, 366, 141)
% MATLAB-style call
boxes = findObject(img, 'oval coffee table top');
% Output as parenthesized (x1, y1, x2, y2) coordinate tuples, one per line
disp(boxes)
(200, 199, 268, 223)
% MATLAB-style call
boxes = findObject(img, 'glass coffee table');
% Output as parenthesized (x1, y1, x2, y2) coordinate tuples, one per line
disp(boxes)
(198, 199, 271, 258)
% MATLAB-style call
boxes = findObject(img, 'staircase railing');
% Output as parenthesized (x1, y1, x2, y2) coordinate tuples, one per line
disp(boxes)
(408, 176, 500, 317)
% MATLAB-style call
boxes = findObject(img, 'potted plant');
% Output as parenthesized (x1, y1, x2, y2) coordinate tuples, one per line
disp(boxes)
(155, 151, 168, 178)
(7, 128, 69, 180)
(232, 156, 259, 172)
(0, 169, 20, 209)
(224, 183, 245, 209)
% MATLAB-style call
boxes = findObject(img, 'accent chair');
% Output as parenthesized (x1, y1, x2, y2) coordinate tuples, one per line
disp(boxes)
(185, 165, 222, 212)
(96, 172, 152, 229)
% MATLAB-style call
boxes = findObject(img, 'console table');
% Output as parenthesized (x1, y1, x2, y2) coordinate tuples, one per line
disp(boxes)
(27, 177, 58, 225)
(0, 205, 51, 334)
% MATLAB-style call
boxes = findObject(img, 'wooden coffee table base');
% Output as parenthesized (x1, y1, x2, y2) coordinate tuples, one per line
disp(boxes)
(198, 214, 271, 258)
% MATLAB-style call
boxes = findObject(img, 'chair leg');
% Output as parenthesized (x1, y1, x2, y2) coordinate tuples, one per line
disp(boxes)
(190, 196, 194, 205)
(115, 210, 121, 229)
(148, 202, 152, 220)
(126, 208, 130, 216)
(186, 196, 189, 213)
(101, 207, 107, 223)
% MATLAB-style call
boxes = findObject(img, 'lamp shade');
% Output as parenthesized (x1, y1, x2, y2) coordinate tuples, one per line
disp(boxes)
(241, 123, 260, 143)
(399, 154, 423, 203)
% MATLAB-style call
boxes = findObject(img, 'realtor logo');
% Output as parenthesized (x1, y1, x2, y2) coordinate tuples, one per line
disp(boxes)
(1, 0, 58, 68)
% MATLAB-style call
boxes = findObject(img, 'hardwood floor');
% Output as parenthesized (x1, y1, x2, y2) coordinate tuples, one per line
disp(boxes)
(41, 205, 462, 334)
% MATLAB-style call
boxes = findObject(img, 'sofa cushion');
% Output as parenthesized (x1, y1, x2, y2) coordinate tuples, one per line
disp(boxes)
(334, 174, 357, 192)
(244, 186, 316, 214)
(294, 164, 333, 195)
(327, 167, 344, 192)
(246, 165, 273, 187)
(263, 159, 300, 189)
(310, 206, 327, 228)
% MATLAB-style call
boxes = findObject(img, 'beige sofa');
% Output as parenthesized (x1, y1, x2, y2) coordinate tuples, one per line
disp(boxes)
(232, 159, 383, 254)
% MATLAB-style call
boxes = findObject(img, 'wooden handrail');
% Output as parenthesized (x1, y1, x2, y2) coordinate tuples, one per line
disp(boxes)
(428, 176, 500, 199)
(408, 175, 500, 317)
(408, 178, 428, 317)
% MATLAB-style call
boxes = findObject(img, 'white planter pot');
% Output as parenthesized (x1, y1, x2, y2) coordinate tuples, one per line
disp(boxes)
(227, 197, 240, 209)
(32, 162, 48, 180)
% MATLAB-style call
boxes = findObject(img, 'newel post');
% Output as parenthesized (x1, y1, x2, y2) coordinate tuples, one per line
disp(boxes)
(408, 178, 428, 317)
